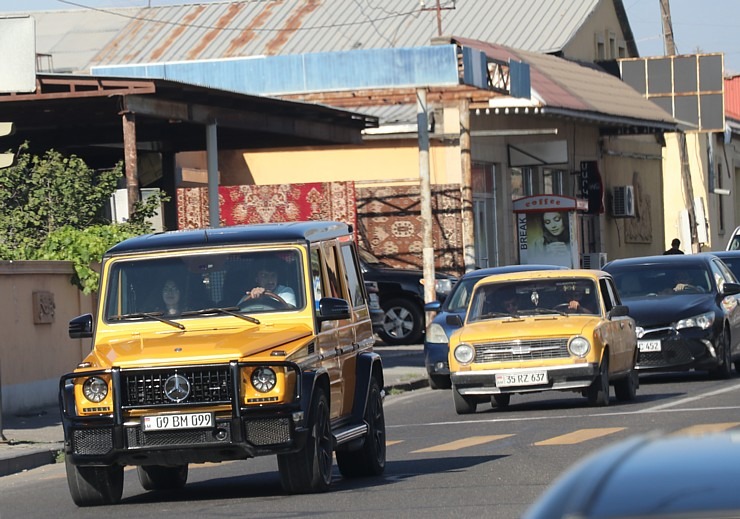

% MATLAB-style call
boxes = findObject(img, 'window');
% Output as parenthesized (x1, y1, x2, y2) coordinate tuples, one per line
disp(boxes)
(542, 168, 564, 194)
(340, 243, 365, 307)
(511, 167, 533, 198)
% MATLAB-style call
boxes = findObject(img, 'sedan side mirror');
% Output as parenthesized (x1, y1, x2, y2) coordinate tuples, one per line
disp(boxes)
(608, 305, 629, 319)
(722, 282, 740, 297)
(446, 314, 463, 327)
(425, 301, 441, 312)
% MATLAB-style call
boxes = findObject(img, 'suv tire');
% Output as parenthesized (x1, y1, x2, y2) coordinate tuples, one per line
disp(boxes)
(278, 387, 333, 493)
(336, 376, 386, 478)
(65, 457, 124, 507)
(378, 297, 423, 345)
(137, 464, 188, 491)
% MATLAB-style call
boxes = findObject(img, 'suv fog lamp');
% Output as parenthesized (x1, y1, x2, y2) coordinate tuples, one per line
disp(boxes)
(251, 367, 277, 393)
(454, 343, 475, 364)
(568, 336, 591, 357)
(82, 377, 108, 403)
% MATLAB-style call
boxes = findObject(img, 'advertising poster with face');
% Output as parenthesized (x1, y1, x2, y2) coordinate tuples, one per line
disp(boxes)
(514, 195, 586, 268)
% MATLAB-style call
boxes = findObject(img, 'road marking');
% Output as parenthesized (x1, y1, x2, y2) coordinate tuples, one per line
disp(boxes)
(411, 434, 513, 453)
(386, 440, 403, 446)
(534, 427, 625, 445)
(637, 382, 740, 413)
(673, 422, 740, 435)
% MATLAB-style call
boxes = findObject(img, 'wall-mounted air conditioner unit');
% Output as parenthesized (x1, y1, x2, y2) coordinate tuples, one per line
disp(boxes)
(612, 185, 635, 218)
(581, 252, 608, 269)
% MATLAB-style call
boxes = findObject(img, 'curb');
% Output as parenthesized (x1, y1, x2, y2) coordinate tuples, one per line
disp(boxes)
(0, 444, 62, 477)
(385, 377, 429, 393)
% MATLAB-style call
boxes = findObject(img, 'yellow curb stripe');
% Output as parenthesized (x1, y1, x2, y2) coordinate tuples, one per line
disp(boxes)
(412, 434, 513, 453)
(673, 422, 740, 436)
(535, 427, 625, 445)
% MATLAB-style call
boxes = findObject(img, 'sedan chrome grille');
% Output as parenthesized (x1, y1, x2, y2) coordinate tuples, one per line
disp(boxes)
(474, 338, 570, 363)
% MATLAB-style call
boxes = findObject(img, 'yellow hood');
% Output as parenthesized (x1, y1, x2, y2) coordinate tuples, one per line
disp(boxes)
(457, 315, 599, 343)
(86, 324, 313, 369)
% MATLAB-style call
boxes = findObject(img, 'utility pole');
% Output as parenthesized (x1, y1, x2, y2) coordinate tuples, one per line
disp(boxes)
(659, 0, 677, 55)
(420, 0, 456, 37)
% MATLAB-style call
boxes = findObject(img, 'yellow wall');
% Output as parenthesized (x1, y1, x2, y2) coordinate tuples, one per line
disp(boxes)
(178, 140, 463, 188)
(0, 261, 92, 414)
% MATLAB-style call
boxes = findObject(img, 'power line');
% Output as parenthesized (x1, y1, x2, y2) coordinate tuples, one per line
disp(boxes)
(55, 0, 430, 33)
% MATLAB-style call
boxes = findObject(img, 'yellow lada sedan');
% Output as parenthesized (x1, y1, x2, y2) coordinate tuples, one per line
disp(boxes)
(448, 269, 637, 414)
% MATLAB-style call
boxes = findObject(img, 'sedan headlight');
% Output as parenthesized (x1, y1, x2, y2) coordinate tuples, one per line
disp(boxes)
(454, 343, 475, 364)
(82, 376, 108, 403)
(568, 336, 591, 357)
(676, 311, 715, 330)
(251, 367, 277, 393)
(426, 322, 450, 344)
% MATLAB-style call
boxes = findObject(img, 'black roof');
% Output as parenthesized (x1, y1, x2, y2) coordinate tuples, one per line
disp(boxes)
(106, 221, 352, 256)
(604, 254, 716, 269)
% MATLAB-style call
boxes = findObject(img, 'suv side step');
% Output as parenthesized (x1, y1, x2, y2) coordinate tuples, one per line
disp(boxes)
(333, 423, 368, 446)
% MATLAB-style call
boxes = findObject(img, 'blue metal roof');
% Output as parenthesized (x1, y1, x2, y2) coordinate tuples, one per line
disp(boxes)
(91, 45, 481, 96)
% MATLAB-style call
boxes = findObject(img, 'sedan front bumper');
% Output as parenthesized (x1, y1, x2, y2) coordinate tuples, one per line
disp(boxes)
(451, 362, 599, 395)
(636, 326, 719, 371)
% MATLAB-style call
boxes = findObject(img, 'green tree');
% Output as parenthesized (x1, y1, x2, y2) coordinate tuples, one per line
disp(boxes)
(0, 143, 168, 293)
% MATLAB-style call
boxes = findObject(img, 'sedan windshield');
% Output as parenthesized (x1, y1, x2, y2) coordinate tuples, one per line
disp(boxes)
(610, 266, 712, 298)
(467, 278, 599, 321)
(103, 249, 304, 322)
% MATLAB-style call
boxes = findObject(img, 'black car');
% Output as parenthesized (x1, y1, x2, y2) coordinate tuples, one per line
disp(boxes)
(603, 254, 740, 376)
(359, 248, 457, 345)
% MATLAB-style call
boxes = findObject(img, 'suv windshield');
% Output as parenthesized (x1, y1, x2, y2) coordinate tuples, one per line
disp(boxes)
(103, 248, 304, 321)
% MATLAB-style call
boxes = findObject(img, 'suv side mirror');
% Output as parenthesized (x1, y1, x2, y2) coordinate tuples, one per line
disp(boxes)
(69, 313, 94, 339)
(318, 297, 351, 322)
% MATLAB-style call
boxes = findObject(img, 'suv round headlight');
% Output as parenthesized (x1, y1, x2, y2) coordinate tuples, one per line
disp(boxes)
(454, 343, 475, 364)
(251, 367, 277, 393)
(82, 377, 108, 403)
(568, 336, 591, 357)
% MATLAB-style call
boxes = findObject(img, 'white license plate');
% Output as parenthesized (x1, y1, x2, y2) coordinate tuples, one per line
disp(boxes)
(495, 371, 548, 387)
(142, 412, 214, 431)
(638, 339, 662, 352)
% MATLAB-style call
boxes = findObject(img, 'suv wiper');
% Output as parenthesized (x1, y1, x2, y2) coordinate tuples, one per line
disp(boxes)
(109, 312, 185, 330)
(180, 307, 260, 324)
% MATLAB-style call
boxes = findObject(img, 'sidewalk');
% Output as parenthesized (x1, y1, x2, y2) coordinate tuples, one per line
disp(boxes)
(0, 341, 428, 478)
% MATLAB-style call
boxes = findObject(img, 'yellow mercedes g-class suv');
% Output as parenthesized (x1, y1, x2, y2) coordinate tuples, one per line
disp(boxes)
(60, 221, 385, 506)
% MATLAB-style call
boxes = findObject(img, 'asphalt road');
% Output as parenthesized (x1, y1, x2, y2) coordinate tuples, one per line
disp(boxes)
(2, 370, 740, 518)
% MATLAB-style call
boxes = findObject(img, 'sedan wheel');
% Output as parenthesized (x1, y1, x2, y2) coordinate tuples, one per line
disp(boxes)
(491, 394, 511, 409)
(711, 327, 733, 379)
(452, 386, 477, 414)
(378, 298, 423, 345)
(586, 355, 610, 407)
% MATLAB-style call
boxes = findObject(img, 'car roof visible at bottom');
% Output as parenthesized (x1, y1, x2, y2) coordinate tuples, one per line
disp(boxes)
(460, 264, 568, 280)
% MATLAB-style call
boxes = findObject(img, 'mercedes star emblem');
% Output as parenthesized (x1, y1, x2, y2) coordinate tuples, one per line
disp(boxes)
(164, 374, 191, 402)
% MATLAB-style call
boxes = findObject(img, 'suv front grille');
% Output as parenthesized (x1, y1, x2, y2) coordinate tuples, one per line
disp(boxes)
(122, 367, 233, 407)
(474, 338, 570, 363)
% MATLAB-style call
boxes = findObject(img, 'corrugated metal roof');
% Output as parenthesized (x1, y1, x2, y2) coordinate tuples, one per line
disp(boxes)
(725, 75, 740, 122)
(24, 0, 606, 71)
(453, 38, 674, 126)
